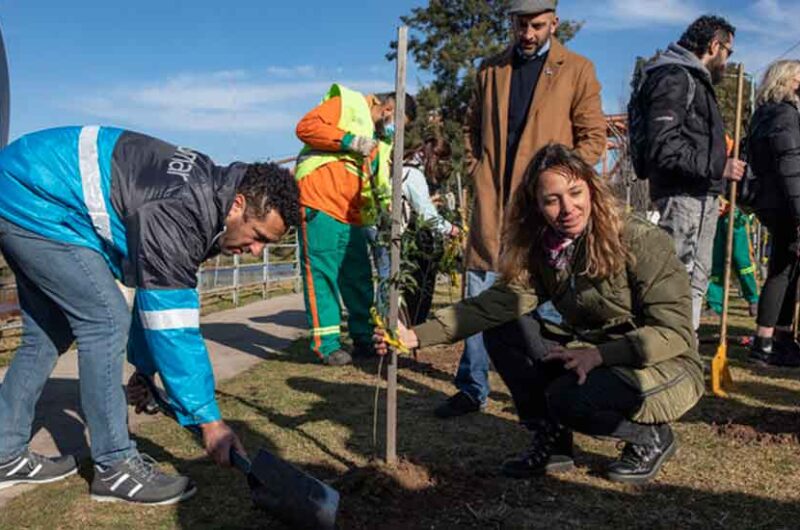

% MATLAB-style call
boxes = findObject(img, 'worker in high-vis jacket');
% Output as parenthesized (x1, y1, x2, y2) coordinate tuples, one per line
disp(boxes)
(294, 84, 416, 366)
(0, 126, 300, 505)
(706, 200, 759, 316)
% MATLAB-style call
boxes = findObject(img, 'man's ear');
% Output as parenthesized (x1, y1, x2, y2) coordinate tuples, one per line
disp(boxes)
(551, 15, 560, 35)
(227, 193, 247, 219)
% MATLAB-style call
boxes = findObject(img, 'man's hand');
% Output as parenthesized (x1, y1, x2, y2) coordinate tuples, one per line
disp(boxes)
(448, 225, 462, 239)
(542, 345, 603, 385)
(349, 135, 378, 157)
(200, 420, 246, 467)
(373, 321, 419, 356)
(723, 158, 747, 182)
(126, 372, 158, 415)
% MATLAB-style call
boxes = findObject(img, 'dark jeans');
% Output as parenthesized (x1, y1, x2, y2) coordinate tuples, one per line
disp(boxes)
(0, 217, 138, 465)
(484, 314, 656, 446)
(757, 214, 799, 328)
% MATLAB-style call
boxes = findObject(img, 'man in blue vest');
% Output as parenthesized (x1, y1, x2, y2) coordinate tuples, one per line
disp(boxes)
(0, 126, 299, 504)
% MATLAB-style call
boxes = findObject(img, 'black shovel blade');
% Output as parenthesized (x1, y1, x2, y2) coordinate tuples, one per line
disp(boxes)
(248, 449, 339, 530)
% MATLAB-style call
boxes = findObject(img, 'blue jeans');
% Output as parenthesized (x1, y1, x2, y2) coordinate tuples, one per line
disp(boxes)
(364, 226, 391, 313)
(0, 217, 138, 466)
(453, 269, 497, 404)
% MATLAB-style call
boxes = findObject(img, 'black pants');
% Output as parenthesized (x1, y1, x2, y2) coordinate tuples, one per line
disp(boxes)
(403, 227, 444, 326)
(757, 214, 799, 328)
(484, 314, 656, 446)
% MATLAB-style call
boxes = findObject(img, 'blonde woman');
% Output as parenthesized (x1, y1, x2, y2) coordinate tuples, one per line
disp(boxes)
(376, 144, 704, 484)
(747, 59, 800, 367)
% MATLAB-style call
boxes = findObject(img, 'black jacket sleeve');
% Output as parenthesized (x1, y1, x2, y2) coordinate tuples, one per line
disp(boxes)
(770, 106, 800, 221)
(644, 67, 716, 182)
(126, 200, 206, 289)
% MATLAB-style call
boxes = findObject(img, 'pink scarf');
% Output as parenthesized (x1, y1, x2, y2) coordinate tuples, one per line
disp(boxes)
(542, 228, 576, 271)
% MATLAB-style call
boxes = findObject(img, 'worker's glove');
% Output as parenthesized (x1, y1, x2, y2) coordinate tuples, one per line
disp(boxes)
(348, 135, 378, 157)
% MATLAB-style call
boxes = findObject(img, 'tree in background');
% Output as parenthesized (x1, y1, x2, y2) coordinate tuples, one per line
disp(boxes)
(390, 0, 583, 177)
(715, 62, 754, 138)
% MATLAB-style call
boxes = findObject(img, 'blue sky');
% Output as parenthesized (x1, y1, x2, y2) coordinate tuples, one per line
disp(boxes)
(2, 0, 799, 163)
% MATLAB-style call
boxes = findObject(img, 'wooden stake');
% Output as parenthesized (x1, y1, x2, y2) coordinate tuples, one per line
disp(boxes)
(385, 25, 408, 466)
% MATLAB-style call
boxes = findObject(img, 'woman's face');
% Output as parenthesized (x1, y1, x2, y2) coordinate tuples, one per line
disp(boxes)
(536, 168, 592, 238)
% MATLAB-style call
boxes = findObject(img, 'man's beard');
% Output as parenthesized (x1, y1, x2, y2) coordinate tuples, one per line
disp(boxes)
(710, 57, 726, 85)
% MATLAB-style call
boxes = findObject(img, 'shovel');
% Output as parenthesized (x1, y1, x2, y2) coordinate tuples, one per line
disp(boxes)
(711, 63, 746, 398)
(137, 374, 339, 530)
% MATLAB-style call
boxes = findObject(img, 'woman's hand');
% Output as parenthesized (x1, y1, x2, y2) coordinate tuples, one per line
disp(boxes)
(543, 345, 603, 385)
(373, 320, 419, 356)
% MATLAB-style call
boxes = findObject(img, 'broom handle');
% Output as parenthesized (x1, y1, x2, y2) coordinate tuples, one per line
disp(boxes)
(720, 63, 746, 344)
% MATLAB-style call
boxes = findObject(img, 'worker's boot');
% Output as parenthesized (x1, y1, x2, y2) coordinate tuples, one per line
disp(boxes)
(501, 419, 574, 478)
(323, 350, 352, 367)
(606, 424, 676, 484)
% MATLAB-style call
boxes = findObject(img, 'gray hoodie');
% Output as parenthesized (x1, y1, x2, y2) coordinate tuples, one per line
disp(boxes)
(643, 43, 711, 84)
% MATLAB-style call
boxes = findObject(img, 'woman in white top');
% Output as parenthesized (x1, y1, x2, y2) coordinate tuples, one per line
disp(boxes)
(402, 137, 460, 324)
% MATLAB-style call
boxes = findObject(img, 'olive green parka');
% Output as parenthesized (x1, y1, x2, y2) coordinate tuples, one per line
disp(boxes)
(414, 217, 704, 424)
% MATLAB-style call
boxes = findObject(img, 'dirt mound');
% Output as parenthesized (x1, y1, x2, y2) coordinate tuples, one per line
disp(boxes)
(336, 458, 437, 497)
(714, 417, 800, 446)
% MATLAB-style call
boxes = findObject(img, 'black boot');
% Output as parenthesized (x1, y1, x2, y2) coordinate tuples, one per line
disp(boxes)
(749, 336, 774, 366)
(771, 332, 800, 367)
(501, 420, 575, 478)
(606, 425, 676, 484)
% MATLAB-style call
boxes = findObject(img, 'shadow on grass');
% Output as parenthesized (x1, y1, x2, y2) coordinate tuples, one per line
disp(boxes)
(136, 417, 800, 530)
(0, 377, 91, 460)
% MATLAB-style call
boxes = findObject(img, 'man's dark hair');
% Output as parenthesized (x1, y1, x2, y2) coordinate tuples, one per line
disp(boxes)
(678, 15, 736, 57)
(237, 162, 300, 227)
(375, 92, 418, 122)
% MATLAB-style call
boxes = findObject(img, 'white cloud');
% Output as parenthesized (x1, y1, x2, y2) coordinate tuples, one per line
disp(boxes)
(265, 65, 317, 78)
(581, 0, 704, 29)
(71, 70, 396, 133)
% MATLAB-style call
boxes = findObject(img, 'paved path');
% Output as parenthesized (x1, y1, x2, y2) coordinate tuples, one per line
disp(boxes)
(0, 293, 307, 507)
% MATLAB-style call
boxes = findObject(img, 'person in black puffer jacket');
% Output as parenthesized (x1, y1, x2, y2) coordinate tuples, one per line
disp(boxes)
(637, 16, 746, 333)
(747, 59, 800, 367)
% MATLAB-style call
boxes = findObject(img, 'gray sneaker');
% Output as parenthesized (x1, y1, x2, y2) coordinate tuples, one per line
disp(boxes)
(0, 449, 78, 490)
(91, 453, 195, 505)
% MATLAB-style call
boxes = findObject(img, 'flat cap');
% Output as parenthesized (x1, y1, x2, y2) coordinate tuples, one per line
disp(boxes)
(509, 0, 557, 16)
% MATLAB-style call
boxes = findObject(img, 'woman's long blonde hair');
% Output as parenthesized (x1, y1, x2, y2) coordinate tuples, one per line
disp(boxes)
(756, 60, 800, 107)
(499, 144, 630, 283)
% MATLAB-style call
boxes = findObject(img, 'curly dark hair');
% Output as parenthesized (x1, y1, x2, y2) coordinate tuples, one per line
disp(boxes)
(237, 162, 300, 227)
(678, 15, 736, 57)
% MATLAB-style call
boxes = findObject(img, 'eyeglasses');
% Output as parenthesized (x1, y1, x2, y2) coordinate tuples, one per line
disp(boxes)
(719, 42, 734, 58)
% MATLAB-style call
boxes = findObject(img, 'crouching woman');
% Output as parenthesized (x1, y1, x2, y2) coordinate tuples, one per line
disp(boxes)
(376, 144, 704, 484)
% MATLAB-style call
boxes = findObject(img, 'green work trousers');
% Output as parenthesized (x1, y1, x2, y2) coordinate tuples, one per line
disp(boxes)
(707, 211, 759, 313)
(298, 207, 374, 358)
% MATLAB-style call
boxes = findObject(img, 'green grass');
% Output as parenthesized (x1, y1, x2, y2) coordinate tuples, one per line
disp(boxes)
(1, 300, 798, 529)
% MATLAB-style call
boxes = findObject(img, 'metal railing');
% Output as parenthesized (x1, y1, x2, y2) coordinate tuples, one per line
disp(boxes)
(197, 229, 301, 305)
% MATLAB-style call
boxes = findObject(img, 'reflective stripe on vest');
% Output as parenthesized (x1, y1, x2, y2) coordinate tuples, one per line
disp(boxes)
(295, 84, 374, 182)
(78, 125, 114, 244)
(360, 141, 393, 226)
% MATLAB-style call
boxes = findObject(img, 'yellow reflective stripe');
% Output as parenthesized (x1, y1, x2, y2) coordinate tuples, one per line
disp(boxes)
(310, 326, 340, 337)
(739, 265, 756, 275)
